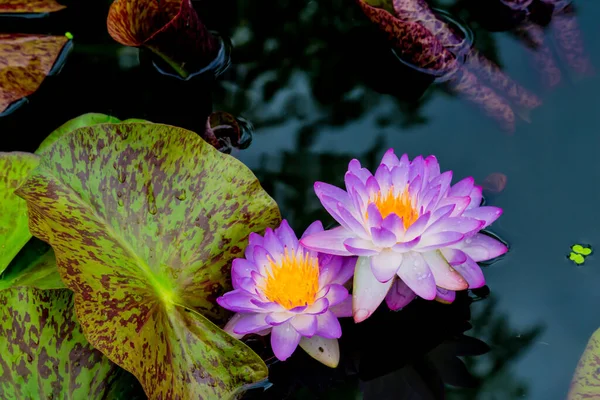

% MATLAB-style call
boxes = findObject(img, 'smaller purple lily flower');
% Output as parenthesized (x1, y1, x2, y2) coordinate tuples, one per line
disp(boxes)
(218, 220, 355, 367)
(301, 149, 508, 323)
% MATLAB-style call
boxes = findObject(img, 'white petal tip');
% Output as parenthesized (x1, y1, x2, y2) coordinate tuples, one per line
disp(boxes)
(353, 308, 372, 323)
(299, 336, 340, 368)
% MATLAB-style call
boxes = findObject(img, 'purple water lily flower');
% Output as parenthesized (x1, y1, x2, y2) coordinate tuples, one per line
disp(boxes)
(300, 149, 508, 323)
(218, 220, 355, 367)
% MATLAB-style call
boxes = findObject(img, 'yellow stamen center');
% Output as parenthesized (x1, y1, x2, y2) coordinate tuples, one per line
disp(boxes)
(262, 248, 320, 310)
(368, 185, 419, 229)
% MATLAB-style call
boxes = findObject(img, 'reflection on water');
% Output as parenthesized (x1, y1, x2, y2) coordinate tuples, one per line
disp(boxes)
(0, 0, 598, 398)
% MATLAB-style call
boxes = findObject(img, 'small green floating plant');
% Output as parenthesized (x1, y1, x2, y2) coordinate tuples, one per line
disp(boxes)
(0, 114, 508, 398)
(569, 243, 593, 265)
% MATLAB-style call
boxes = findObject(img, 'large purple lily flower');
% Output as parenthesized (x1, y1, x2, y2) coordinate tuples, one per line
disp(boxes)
(218, 220, 355, 367)
(300, 149, 508, 323)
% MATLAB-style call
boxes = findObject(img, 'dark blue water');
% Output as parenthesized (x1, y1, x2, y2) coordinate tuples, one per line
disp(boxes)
(2, 0, 600, 398)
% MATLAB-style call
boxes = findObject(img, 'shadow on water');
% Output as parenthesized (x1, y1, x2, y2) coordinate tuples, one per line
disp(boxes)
(0, 0, 598, 398)
(241, 291, 543, 399)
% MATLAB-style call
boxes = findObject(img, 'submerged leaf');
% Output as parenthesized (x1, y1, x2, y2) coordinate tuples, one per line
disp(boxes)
(17, 122, 281, 399)
(0, 34, 70, 116)
(204, 111, 252, 154)
(0, 0, 65, 14)
(107, 0, 219, 78)
(568, 328, 600, 399)
(0, 152, 40, 274)
(357, 0, 457, 75)
(0, 287, 129, 399)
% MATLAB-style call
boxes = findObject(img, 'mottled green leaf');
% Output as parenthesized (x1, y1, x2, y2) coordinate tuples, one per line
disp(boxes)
(0, 287, 130, 399)
(17, 123, 281, 399)
(568, 328, 600, 399)
(36, 113, 122, 155)
(0, 152, 40, 274)
(0, 238, 64, 290)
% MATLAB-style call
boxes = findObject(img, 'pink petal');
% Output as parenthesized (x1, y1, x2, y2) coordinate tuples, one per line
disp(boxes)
(467, 186, 483, 210)
(449, 177, 474, 197)
(252, 246, 272, 272)
(440, 248, 467, 265)
(366, 176, 381, 197)
(385, 279, 416, 310)
(329, 296, 352, 317)
(397, 253, 436, 300)
(437, 196, 471, 217)
(344, 237, 379, 256)
(427, 171, 452, 198)
(237, 277, 258, 294)
(382, 213, 403, 238)
(231, 259, 258, 289)
(223, 313, 248, 339)
(337, 203, 369, 238)
(232, 313, 270, 335)
(352, 256, 394, 322)
(392, 236, 421, 252)
(291, 314, 318, 337)
(244, 232, 264, 262)
(350, 188, 367, 216)
(271, 322, 302, 361)
(317, 256, 342, 287)
(409, 156, 425, 182)
(417, 231, 465, 251)
(300, 226, 355, 256)
(424, 155, 441, 181)
(370, 227, 397, 248)
(315, 311, 342, 339)
(459, 233, 508, 262)
(315, 183, 352, 225)
(348, 159, 373, 184)
(419, 186, 440, 212)
(405, 212, 431, 241)
(408, 175, 423, 199)
(305, 297, 329, 315)
(374, 164, 392, 193)
(462, 206, 503, 229)
(370, 250, 404, 283)
(217, 291, 263, 313)
(301, 220, 324, 239)
(399, 153, 410, 168)
(453, 256, 486, 288)
(366, 203, 383, 229)
(391, 163, 409, 190)
(424, 217, 484, 236)
(429, 204, 455, 224)
(323, 284, 349, 307)
(275, 220, 299, 250)
(381, 148, 400, 168)
(422, 250, 468, 291)
(266, 312, 294, 326)
(435, 288, 456, 304)
(345, 171, 366, 195)
(329, 256, 356, 286)
(263, 228, 284, 261)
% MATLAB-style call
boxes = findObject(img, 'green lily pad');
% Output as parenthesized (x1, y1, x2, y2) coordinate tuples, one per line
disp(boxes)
(36, 113, 122, 155)
(568, 328, 600, 399)
(572, 244, 592, 256)
(0, 286, 137, 399)
(569, 252, 585, 265)
(0, 238, 64, 290)
(0, 152, 40, 274)
(17, 122, 281, 398)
